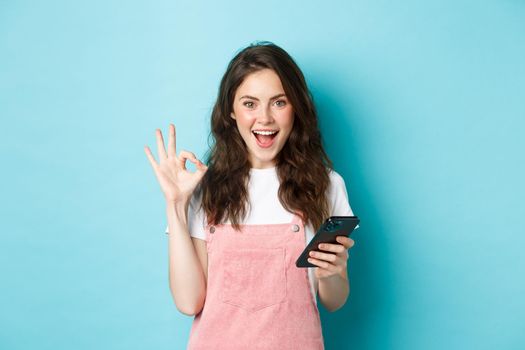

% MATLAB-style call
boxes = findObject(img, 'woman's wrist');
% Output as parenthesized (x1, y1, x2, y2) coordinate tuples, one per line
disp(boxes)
(166, 200, 190, 228)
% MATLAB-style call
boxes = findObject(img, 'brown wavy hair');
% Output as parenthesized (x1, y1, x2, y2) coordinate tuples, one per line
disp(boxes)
(197, 41, 333, 231)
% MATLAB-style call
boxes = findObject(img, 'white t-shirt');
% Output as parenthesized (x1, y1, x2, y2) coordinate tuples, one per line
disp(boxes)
(165, 166, 358, 304)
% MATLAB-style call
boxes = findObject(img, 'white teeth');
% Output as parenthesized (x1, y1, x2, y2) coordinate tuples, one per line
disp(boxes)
(252, 130, 278, 135)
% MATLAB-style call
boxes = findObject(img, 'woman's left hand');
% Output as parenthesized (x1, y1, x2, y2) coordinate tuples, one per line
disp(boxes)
(308, 236, 355, 280)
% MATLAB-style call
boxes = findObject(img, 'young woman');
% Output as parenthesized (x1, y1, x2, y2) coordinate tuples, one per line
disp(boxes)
(144, 41, 356, 349)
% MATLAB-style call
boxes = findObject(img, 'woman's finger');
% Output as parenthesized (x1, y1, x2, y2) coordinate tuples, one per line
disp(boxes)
(144, 145, 159, 171)
(156, 129, 168, 161)
(167, 124, 177, 158)
(307, 257, 338, 271)
(196, 159, 208, 172)
(309, 250, 337, 263)
(335, 236, 355, 249)
(317, 242, 346, 254)
(178, 150, 199, 170)
(186, 154, 208, 174)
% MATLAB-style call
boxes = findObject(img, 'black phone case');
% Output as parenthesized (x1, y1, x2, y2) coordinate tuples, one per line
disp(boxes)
(295, 216, 360, 268)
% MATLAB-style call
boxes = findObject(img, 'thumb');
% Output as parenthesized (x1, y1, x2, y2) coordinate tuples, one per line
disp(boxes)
(195, 159, 208, 173)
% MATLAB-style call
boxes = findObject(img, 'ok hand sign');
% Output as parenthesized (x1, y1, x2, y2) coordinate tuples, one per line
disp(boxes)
(144, 124, 208, 205)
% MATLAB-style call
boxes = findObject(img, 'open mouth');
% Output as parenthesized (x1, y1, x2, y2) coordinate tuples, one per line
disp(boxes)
(252, 130, 279, 148)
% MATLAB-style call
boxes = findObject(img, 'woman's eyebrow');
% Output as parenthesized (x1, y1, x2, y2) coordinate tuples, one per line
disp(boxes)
(239, 93, 286, 101)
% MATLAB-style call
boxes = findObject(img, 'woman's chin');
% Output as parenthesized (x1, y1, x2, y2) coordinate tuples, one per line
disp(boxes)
(249, 151, 278, 168)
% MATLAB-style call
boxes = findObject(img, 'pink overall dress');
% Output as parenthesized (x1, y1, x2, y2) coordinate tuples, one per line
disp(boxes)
(187, 212, 325, 349)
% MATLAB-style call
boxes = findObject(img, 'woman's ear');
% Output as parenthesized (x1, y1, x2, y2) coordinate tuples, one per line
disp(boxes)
(230, 113, 236, 120)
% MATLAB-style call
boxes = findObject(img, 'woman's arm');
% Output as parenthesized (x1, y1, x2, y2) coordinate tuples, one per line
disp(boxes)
(144, 124, 208, 316)
(318, 268, 349, 312)
(307, 235, 354, 312)
(166, 201, 207, 316)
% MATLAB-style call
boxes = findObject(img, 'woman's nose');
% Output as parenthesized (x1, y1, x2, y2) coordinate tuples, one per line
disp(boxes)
(258, 106, 274, 123)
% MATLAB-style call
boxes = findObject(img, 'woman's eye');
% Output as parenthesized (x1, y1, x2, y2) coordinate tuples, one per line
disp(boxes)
(275, 100, 286, 107)
(243, 101, 255, 108)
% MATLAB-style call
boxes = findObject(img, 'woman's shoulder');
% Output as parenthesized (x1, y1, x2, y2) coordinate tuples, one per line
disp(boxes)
(326, 167, 354, 216)
(327, 167, 346, 188)
(189, 186, 204, 212)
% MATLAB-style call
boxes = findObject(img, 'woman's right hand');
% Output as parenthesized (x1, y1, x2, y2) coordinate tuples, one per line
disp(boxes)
(144, 124, 208, 205)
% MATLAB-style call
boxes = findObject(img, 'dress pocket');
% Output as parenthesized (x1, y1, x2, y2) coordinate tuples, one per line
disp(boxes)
(220, 247, 287, 312)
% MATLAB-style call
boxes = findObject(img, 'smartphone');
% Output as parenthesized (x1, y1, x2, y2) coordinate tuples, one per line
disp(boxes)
(295, 216, 360, 268)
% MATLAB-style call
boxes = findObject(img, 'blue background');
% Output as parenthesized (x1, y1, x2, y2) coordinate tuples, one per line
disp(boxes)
(1, 1, 523, 349)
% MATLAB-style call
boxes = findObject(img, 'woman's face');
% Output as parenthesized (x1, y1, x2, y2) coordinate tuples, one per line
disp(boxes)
(231, 69, 294, 169)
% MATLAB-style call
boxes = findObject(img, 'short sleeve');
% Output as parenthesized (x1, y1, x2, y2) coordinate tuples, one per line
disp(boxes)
(328, 170, 359, 229)
(164, 191, 207, 240)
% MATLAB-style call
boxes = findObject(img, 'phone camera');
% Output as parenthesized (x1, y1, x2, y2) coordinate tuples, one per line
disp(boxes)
(325, 219, 342, 232)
